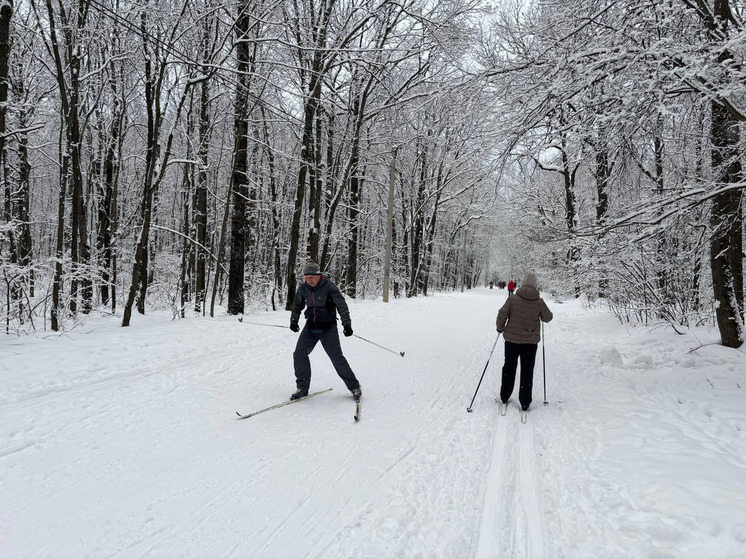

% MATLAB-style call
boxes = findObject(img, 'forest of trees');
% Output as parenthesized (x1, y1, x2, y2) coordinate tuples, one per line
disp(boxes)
(0, 0, 743, 347)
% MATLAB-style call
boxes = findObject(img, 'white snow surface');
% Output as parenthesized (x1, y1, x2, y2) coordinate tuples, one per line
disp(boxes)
(2, 288, 745, 558)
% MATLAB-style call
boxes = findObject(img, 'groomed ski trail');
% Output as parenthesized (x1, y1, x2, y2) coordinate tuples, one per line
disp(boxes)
(475, 403, 547, 559)
(5, 288, 746, 557)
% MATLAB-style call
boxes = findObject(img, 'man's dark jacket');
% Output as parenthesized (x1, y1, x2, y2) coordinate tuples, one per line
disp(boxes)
(290, 276, 351, 330)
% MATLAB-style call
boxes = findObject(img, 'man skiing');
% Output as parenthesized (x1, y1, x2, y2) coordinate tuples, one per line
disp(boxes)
(496, 272, 553, 413)
(289, 261, 362, 401)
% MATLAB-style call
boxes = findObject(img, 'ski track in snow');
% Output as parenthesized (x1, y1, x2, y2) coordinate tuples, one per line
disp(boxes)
(519, 416, 546, 558)
(474, 402, 546, 559)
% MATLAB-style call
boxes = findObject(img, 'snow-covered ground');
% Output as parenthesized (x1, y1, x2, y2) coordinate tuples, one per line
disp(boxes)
(1, 288, 745, 558)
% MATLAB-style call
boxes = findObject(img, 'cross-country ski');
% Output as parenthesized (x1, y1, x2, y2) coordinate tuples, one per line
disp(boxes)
(235, 388, 333, 419)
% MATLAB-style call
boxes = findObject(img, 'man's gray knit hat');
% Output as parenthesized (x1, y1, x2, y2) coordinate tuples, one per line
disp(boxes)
(303, 261, 322, 275)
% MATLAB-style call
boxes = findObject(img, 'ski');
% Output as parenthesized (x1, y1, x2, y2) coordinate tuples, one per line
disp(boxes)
(354, 397, 361, 422)
(236, 388, 333, 419)
(521, 409, 528, 424)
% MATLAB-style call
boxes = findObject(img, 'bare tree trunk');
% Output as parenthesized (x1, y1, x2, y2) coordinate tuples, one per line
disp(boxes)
(259, 104, 284, 306)
(344, 91, 368, 298)
(1, 147, 13, 264)
(7, 59, 33, 287)
(402, 199, 410, 295)
(710, 98, 744, 347)
(0, 0, 15, 276)
(703, 1, 744, 347)
(227, 1, 251, 315)
(306, 110, 323, 262)
(179, 157, 193, 318)
(559, 132, 580, 298)
(345, 156, 361, 297)
(421, 169, 443, 297)
(286, 90, 320, 308)
(210, 169, 232, 317)
(97, 96, 121, 308)
(195, 71, 210, 313)
(652, 115, 671, 315)
(691, 116, 706, 313)
(247, 124, 260, 270)
(319, 110, 340, 271)
(123, 10, 159, 326)
(0, 0, 13, 267)
(0, 0, 11, 144)
(16, 108, 32, 272)
(111, 120, 121, 315)
(103, 7, 124, 314)
(408, 136, 428, 297)
(594, 138, 611, 298)
(45, 0, 92, 315)
(319, 123, 346, 272)
(52, 150, 69, 331)
(179, 100, 195, 318)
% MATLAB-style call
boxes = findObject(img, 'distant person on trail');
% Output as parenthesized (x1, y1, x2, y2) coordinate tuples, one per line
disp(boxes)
(496, 272, 553, 412)
(507, 279, 516, 296)
(289, 261, 362, 401)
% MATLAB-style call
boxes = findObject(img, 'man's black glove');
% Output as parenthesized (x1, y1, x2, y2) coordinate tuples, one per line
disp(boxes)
(343, 324, 353, 337)
(497, 328, 504, 334)
(290, 322, 299, 333)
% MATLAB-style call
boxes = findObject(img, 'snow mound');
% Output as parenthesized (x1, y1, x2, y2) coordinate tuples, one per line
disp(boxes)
(628, 353, 654, 369)
(598, 345, 624, 367)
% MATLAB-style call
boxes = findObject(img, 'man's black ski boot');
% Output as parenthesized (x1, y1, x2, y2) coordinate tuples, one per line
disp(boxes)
(350, 385, 362, 400)
(290, 388, 309, 400)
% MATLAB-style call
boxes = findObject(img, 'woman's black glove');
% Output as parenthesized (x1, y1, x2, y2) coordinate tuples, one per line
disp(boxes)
(343, 324, 353, 337)
(290, 322, 299, 333)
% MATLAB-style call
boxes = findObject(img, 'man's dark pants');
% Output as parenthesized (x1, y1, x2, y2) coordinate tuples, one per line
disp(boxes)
(499, 341, 538, 409)
(294, 326, 359, 391)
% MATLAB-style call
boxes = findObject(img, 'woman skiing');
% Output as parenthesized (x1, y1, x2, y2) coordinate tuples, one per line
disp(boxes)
(496, 272, 553, 412)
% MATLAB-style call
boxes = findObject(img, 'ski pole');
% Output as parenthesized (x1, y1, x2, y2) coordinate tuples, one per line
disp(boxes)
(353, 334, 405, 357)
(237, 317, 288, 329)
(466, 332, 501, 413)
(542, 322, 548, 405)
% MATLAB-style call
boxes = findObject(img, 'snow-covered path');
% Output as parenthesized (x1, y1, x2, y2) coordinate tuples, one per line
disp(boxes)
(1, 288, 745, 558)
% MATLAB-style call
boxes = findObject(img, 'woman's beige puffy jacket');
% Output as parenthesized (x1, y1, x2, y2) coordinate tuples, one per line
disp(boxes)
(496, 286, 553, 344)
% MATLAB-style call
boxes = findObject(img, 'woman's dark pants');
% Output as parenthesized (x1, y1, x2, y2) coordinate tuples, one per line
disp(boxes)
(500, 341, 538, 410)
